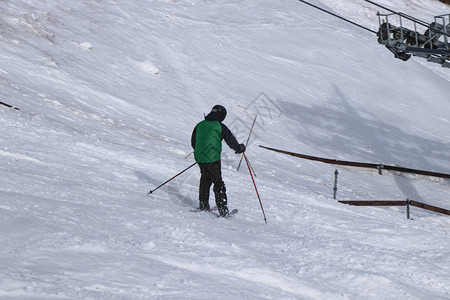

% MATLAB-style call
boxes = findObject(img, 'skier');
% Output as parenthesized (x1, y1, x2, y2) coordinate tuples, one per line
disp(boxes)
(191, 105, 246, 217)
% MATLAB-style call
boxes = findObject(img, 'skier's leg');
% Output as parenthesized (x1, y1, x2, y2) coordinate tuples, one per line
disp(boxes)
(210, 161, 229, 217)
(198, 163, 213, 210)
(214, 182, 228, 216)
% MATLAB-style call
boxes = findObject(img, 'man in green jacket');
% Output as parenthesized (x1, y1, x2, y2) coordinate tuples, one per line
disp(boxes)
(191, 105, 245, 217)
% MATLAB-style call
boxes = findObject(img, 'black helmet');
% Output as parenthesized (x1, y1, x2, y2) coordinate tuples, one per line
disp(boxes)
(211, 105, 227, 122)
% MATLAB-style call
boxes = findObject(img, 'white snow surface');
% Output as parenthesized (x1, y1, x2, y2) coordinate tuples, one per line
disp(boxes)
(1, 0, 450, 299)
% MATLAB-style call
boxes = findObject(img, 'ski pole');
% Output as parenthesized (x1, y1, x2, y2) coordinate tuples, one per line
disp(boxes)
(243, 152, 267, 224)
(237, 115, 257, 172)
(148, 162, 197, 194)
(246, 157, 257, 178)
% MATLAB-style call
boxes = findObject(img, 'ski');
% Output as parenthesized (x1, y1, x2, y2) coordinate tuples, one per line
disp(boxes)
(219, 208, 238, 218)
(190, 208, 238, 218)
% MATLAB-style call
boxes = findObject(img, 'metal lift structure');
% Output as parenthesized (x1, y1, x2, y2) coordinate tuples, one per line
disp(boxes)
(297, 0, 450, 68)
(377, 13, 450, 67)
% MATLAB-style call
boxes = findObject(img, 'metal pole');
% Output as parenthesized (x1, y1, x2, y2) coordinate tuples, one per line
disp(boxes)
(406, 198, 411, 219)
(237, 115, 258, 172)
(184, 151, 194, 159)
(243, 153, 267, 224)
(333, 169, 339, 200)
(148, 162, 197, 194)
(245, 156, 257, 178)
(378, 164, 383, 175)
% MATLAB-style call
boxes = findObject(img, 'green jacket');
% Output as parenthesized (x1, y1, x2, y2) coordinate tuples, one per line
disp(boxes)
(191, 114, 240, 163)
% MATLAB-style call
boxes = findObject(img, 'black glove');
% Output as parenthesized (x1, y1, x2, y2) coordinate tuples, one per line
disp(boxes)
(235, 144, 246, 154)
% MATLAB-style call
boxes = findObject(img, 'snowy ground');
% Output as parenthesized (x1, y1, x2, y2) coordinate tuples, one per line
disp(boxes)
(1, 0, 449, 299)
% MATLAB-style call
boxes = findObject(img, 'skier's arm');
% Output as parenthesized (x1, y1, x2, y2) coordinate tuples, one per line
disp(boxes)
(191, 127, 197, 149)
(221, 124, 245, 153)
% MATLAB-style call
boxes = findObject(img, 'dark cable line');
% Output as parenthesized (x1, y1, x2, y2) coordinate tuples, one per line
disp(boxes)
(363, 0, 431, 28)
(296, 0, 378, 34)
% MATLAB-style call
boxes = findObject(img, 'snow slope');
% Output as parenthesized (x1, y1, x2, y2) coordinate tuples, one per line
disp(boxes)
(1, 0, 449, 299)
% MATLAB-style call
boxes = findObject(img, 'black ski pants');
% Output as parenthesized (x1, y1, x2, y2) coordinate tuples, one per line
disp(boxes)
(198, 160, 227, 211)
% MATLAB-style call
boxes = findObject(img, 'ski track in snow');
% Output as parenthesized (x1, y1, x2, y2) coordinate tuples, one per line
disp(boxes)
(1, 0, 450, 299)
